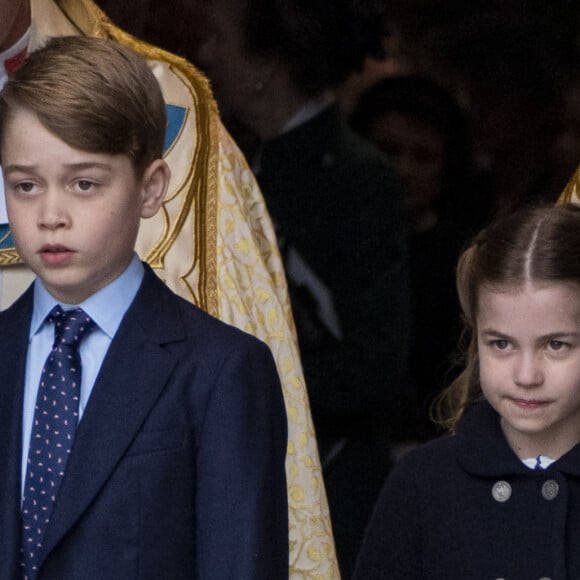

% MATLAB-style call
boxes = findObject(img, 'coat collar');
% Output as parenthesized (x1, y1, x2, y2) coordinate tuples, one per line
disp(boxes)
(0, 285, 34, 578)
(39, 265, 187, 561)
(0, 266, 190, 571)
(259, 106, 342, 167)
(456, 400, 580, 478)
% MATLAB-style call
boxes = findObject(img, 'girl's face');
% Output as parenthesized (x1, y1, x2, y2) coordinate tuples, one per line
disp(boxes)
(477, 281, 580, 460)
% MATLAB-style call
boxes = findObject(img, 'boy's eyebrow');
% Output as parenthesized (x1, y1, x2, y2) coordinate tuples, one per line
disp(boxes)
(3, 161, 113, 174)
(63, 162, 114, 172)
(2, 164, 37, 175)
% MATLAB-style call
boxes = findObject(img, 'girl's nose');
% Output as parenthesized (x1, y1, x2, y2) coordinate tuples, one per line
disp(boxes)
(513, 352, 544, 387)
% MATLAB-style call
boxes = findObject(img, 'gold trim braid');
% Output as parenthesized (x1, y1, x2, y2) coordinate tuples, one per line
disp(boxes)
(558, 165, 580, 205)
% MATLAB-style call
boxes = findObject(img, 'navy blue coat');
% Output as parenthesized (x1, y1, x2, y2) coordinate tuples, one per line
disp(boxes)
(354, 401, 580, 579)
(0, 265, 288, 579)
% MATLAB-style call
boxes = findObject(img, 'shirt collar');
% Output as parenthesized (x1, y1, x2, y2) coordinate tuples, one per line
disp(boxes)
(279, 93, 335, 136)
(30, 254, 144, 339)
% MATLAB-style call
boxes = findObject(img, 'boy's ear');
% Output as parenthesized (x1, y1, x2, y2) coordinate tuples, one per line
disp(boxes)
(140, 159, 171, 219)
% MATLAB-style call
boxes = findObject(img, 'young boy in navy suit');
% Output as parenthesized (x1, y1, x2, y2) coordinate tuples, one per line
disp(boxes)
(0, 35, 288, 580)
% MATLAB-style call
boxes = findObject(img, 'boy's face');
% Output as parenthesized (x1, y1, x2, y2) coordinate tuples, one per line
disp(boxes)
(1, 108, 166, 304)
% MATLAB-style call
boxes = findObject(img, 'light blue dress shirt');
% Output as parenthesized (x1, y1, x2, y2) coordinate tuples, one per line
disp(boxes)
(21, 254, 144, 497)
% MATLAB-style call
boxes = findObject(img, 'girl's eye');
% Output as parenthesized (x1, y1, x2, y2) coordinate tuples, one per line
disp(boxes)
(492, 339, 510, 350)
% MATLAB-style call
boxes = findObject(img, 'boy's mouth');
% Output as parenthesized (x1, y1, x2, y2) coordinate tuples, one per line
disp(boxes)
(40, 244, 73, 253)
(39, 244, 75, 264)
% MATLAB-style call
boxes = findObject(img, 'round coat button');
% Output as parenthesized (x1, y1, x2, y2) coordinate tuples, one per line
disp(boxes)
(542, 480, 559, 500)
(492, 480, 512, 502)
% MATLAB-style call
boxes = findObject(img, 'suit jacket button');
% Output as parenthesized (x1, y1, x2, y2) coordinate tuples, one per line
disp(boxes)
(492, 480, 512, 502)
(539, 577, 552, 580)
(542, 480, 559, 500)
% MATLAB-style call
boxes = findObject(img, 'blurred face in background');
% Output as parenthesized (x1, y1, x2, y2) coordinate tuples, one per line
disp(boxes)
(95, 0, 206, 59)
(554, 82, 580, 180)
(195, 0, 273, 124)
(368, 110, 445, 216)
(0, 0, 30, 53)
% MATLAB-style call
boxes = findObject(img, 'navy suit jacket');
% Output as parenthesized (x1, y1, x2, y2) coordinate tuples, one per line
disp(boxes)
(0, 265, 288, 579)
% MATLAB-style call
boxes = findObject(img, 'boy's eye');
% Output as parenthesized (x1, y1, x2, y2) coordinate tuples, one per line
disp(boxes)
(15, 182, 36, 194)
(76, 180, 95, 191)
(548, 340, 567, 352)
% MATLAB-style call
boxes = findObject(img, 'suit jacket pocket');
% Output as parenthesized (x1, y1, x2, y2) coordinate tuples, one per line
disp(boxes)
(125, 428, 185, 457)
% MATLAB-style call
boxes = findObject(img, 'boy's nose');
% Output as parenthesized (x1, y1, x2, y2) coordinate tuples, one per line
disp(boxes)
(37, 192, 70, 229)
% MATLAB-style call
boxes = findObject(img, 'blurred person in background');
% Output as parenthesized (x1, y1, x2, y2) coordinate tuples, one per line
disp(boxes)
(351, 75, 472, 441)
(552, 68, 580, 193)
(417, 15, 568, 222)
(195, 0, 412, 575)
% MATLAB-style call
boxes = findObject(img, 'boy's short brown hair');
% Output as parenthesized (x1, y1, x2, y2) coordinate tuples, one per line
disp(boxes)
(0, 35, 166, 176)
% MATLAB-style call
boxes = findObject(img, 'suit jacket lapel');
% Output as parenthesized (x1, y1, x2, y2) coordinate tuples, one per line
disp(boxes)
(39, 268, 186, 562)
(0, 288, 33, 578)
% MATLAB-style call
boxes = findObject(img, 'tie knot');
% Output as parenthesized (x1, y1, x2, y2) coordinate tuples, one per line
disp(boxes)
(49, 306, 95, 347)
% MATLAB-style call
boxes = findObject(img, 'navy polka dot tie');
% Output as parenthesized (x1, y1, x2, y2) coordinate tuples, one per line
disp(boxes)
(21, 306, 95, 580)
